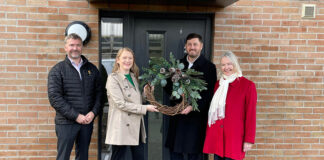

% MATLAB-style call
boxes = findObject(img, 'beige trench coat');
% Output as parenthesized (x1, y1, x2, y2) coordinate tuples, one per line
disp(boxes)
(105, 72, 147, 146)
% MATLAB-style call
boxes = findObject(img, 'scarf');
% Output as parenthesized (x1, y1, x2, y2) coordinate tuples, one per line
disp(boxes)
(208, 73, 242, 127)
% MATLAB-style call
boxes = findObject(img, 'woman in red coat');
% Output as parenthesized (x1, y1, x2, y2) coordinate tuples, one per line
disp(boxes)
(203, 51, 257, 160)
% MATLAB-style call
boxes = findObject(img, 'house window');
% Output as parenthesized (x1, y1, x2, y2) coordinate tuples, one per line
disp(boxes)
(100, 17, 123, 160)
(101, 18, 123, 74)
(148, 33, 164, 160)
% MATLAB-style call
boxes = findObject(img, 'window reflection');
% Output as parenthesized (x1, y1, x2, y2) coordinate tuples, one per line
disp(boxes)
(101, 18, 123, 74)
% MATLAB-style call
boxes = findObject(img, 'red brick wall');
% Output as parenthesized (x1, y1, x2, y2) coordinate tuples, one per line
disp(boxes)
(0, 0, 99, 159)
(1, 0, 324, 159)
(214, 0, 324, 159)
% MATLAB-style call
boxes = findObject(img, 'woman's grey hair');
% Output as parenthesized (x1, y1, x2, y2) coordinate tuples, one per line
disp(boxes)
(219, 51, 242, 76)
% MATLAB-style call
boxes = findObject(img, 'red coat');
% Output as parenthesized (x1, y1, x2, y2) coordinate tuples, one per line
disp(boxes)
(203, 77, 257, 160)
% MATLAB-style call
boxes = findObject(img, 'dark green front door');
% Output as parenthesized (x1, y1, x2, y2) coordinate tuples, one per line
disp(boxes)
(133, 14, 212, 160)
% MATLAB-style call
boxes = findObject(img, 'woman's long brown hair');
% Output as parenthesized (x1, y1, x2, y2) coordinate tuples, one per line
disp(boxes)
(112, 47, 140, 79)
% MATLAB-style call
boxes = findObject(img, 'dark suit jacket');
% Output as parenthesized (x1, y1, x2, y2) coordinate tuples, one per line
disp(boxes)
(165, 54, 217, 153)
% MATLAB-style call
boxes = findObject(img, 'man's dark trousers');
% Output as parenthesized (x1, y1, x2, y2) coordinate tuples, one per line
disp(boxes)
(55, 123, 93, 160)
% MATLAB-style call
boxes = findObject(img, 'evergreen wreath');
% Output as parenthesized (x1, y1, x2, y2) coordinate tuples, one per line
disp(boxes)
(140, 52, 207, 115)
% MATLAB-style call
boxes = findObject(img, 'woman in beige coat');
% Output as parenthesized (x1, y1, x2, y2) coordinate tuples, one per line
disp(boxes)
(105, 47, 158, 160)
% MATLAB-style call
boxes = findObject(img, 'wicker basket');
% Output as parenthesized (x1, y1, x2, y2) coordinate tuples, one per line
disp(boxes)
(145, 85, 189, 116)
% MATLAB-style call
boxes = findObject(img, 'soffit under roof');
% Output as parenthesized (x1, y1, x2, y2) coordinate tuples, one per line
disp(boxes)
(88, 0, 239, 8)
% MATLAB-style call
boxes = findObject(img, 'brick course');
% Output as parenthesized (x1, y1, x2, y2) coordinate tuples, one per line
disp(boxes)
(216, 1, 324, 159)
(0, 0, 99, 159)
